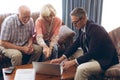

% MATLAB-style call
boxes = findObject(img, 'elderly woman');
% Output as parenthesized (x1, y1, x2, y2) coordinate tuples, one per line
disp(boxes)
(35, 4, 62, 61)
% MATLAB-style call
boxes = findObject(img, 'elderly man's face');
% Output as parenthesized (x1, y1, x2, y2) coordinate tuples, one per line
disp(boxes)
(71, 15, 85, 29)
(19, 11, 30, 25)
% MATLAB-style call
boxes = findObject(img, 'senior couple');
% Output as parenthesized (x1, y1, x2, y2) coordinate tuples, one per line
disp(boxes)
(0, 4, 118, 80)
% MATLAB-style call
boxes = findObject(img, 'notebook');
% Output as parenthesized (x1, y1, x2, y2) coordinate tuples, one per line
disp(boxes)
(32, 62, 63, 76)
(14, 69, 35, 80)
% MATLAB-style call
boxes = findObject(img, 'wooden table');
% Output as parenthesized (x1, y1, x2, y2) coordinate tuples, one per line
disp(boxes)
(2, 62, 76, 80)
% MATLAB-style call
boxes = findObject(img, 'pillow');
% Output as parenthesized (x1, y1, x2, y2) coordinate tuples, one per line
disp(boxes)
(58, 25, 75, 44)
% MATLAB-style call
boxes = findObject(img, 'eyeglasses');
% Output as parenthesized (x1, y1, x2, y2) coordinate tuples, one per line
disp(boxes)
(72, 17, 82, 25)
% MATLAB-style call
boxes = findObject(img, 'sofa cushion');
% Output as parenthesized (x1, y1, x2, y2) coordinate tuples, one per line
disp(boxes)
(58, 25, 75, 44)
(109, 27, 120, 57)
(58, 25, 75, 57)
(105, 63, 120, 77)
(31, 12, 40, 23)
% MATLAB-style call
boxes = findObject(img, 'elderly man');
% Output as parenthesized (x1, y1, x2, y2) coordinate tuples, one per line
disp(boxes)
(0, 5, 42, 66)
(51, 7, 119, 80)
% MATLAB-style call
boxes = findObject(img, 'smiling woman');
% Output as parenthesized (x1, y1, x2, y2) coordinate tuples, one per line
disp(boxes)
(0, 0, 62, 19)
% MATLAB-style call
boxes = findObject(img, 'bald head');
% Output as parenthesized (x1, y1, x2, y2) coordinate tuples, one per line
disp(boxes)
(18, 5, 30, 14)
(18, 5, 31, 24)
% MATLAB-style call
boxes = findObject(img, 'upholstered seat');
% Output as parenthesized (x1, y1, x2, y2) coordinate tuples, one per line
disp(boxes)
(104, 27, 120, 80)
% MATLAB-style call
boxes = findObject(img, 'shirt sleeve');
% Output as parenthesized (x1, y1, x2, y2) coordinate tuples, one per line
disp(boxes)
(0, 17, 12, 41)
(35, 18, 46, 47)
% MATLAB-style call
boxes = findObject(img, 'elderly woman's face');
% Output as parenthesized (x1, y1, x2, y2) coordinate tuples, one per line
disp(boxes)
(43, 13, 55, 22)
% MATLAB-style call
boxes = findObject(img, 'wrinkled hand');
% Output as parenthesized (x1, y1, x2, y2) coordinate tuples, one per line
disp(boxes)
(21, 46, 31, 54)
(22, 45, 33, 54)
(27, 45, 34, 53)
(43, 47, 52, 59)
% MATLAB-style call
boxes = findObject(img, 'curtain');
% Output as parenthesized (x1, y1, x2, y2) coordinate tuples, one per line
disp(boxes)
(62, 0, 103, 32)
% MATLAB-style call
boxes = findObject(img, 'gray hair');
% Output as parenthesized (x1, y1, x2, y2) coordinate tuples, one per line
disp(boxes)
(70, 7, 87, 18)
(40, 4, 56, 17)
(18, 5, 31, 14)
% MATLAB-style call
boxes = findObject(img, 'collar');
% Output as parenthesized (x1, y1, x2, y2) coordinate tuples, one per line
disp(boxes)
(16, 14, 23, 27)
(81, 25, 86, 33)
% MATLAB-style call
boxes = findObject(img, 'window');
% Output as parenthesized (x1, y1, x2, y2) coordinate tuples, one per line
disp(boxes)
(102, 0, 120, 32)
(0, 0, 62, 19)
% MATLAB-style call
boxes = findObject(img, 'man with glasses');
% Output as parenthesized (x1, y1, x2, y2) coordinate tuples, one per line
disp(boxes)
(51, 7, 119, 80)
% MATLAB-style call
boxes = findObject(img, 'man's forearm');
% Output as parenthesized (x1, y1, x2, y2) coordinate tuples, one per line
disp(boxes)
(28, 37, 33, 47)
(1, 40, 23, 50)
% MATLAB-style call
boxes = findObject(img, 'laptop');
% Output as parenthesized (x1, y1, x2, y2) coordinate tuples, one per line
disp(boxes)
(32, 62, 63, 76)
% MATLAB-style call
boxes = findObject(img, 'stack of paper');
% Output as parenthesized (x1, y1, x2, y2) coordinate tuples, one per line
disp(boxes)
(14, 68, 35, 80)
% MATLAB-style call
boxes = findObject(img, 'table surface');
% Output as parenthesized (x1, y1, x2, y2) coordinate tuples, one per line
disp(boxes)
(2, 62, 76, 80)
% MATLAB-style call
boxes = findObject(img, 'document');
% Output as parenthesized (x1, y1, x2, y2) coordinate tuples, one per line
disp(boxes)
(14, 68, 35, 80)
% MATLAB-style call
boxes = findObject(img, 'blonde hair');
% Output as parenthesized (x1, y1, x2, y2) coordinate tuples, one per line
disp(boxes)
(40, 4, 56, 17)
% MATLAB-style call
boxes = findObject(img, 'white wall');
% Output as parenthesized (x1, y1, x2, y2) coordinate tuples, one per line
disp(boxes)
(102, 0, 120, 32)
(0, 0, 62, 19)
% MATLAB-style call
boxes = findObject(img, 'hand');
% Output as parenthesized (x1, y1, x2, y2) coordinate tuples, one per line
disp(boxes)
(62, 60, 76, 70)
(51, 55, 67, 64)
(21, 45, 34, 54)
(27, 45, 34, 53)
(21, 46, 31, 54)
(50, 56, 66, 65)
(50, 58, 62, 64)
(28, 46, 34, 53)
(43, 47, 51, 59)
(49, 47, 52, 55)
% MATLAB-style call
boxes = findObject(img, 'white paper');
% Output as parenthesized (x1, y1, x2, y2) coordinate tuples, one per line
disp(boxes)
(14, 68, 35, 80)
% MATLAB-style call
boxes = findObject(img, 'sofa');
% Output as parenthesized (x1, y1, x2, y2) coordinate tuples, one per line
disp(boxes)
(0, 12, 75, 75)
(84, 27, 120, 80)
(104, 27, 120, 80)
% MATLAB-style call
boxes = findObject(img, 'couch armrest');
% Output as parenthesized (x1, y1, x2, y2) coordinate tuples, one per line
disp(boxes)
(105, 63, 120, 77)
(109, 27, 120, 57)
